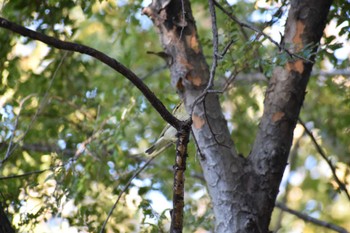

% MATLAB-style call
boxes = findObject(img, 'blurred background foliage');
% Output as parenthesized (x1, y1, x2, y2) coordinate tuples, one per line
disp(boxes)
(0, 0, 349, 232)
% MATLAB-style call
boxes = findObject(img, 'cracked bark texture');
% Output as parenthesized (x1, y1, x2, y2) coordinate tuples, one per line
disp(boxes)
(143, 0, 332, 232)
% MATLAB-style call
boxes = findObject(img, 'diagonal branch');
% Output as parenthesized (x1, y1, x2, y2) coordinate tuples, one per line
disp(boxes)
(275, 202, 349, 233)
(0, 17, 180, 130)
(298, 118, 350, 201)
(0, 168, 51, 181)
(2, 94, 36, 166)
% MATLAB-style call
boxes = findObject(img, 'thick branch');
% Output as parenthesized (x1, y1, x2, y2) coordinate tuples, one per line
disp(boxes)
(170, 120, 191, 233)
(248, 0, 332, 231)
(0, 17, 180, 129)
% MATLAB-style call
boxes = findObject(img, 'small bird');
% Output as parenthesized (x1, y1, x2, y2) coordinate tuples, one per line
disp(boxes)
(145, 102, 189, 156)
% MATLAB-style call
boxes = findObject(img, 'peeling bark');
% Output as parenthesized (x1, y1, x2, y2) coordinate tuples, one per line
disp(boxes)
(144, 0, 332, 232)
(249, 1, 332, 231)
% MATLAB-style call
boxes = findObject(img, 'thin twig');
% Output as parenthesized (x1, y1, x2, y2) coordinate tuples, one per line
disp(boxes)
(191, 128, 205, 160)
(213, 0, 313, 63)
(0, 157, 75, 181)
(220, 62, 251, 92)
(179, 0, 186, 40)
(208, 0, 219, 90)
(203, 98, 230, 149)
(2, 52, 68, 166)
(220, 39, 235, 58)
(51, 95, 95, 120)
(0, 168, 51, 180)
(275, 202, 349, 233)
(190, 0, 219, 116)
(190, 2, 229, 158)
(221, 69, 240, 92)
(141, 65, 167, 80)
(100, 153, 160, 233)
(298, 118, 350, 201)
(73, 117, 110, 157)
(2, 94, 36, 166)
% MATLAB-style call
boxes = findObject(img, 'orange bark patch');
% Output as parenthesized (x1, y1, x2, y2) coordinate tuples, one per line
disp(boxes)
(141, 7, 152, 17)
(293, 20, 305, 52)
(186, 31, 200, 53)
(186, 74, 202, 86)
(272, 112, 285, 122)
(179, 57, 194, 70)
(286, 60, 304, 74)
(190, 35, 200, 53)
(192, 114, 205, 129)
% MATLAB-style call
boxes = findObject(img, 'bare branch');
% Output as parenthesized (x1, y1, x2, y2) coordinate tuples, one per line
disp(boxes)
(208, 0, 219, 90)
(0, 168, 51, 180)
(2, 94, 36, 166)
(51, 95, 96, 120)
(221, 69, 242, 92)
(203, 98, 230, 149)
(1, 52, 67, 167)
(219, 69, 350, 86)
(190, 128, 205, 160)
(191, 0, 220, 115)
(220, 39, 235, 58)
(0, 52, 67, 164)
(213, 0, 313, 63)
(0, 17, 180, 130)
(275, 202, 349, 233)
(170, 119, 191, 233)
(299, 119, 350, 201)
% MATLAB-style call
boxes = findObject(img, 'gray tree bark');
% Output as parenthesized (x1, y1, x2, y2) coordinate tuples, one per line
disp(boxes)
(143, 0, 332, 232)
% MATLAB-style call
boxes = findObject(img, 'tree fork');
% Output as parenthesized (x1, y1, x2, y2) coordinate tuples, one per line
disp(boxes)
(144, 0, 333, 232)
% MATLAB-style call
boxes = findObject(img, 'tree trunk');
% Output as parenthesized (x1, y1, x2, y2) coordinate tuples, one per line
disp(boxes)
(248, 1, 332, 231)
(143, 0, 332, 232)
